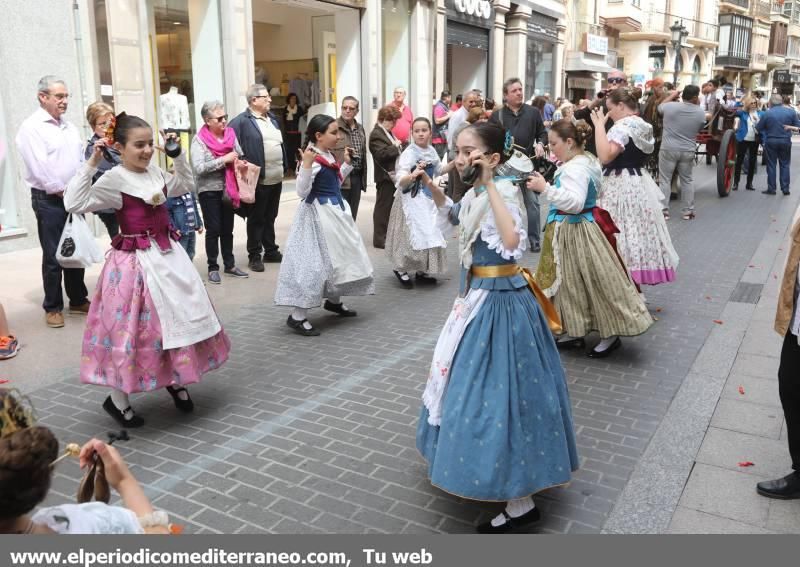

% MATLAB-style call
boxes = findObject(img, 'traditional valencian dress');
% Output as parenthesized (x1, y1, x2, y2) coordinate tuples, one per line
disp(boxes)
(385, 143, 447, 276)
(597, 116, 679, 286)
(417, 177, 579, 502)
(64, 153, 230, 393)
(274, 146, 374, 308)
(535, 154, 653, 339)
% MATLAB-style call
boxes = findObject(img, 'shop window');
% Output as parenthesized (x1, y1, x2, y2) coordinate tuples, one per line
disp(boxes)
(692, 56, 702, 86)
(382, 0, 415, 105)
(526, 39, 554, 98)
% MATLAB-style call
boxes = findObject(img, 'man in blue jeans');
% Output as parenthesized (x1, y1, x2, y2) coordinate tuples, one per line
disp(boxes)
(757, 94, 800, 195)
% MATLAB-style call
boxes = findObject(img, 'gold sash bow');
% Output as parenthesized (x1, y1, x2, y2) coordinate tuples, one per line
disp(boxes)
(470, 264, 562, 334)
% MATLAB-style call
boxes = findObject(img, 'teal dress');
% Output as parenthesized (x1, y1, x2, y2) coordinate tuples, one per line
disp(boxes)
(417, 198, 579, 501)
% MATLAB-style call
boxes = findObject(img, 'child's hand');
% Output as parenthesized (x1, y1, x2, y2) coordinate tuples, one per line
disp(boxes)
(301, 147, 317, 168)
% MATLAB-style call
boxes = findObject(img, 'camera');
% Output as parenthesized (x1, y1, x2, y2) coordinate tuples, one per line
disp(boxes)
(163, 128, 182, 159)
(461, 162, 482, 186)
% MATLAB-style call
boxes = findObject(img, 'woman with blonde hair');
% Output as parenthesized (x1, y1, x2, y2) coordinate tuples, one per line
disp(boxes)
(84, 101, 121, 238)
(733, 95, 765, 191)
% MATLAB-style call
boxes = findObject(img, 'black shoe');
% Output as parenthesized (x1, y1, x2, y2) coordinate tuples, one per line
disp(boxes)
(762, 190, 777, 195)
(588, 336, 622, 358)
(263, 251, 283, 263)
(757, 472, 800, 499)
(286, 315, 320, 336)
(248, 258, 265, 272)
(324, 300, 357, 317)
(415, 271, 437, 284)
(373, 242, 385, 249)
(745, 185, 755, 191)
(556, 336, 585, 349)
(531, 242, 542, 253)
(783, 191, 791, 196)
(732, 183, 739, 191)
(166, 386, 194, 413)
(476, 507, 541, 534)
(224, 266, 249, 278)
(669, 193, 678, 201)
(394, 270, 414, 289)
(102, 396, 144, 428)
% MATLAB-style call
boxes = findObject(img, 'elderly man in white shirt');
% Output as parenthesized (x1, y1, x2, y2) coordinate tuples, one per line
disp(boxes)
(15, 75, 89, 329)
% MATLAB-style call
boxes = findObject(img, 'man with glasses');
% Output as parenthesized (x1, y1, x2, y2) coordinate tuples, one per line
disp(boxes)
(15, 75, 89, 329)
(333, 96, 367, 219)
(573, 69, 629, 157)
(447, 89, 483, 202)
(229, 84, 287, 272)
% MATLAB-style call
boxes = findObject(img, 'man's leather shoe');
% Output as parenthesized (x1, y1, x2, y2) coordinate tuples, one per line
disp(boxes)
(69, 302, 91, 315)
(263, 251, 283, 263)
(756, 472, 800, 500)
(249, 258, 265, 272)
(762, 190, 776, 195)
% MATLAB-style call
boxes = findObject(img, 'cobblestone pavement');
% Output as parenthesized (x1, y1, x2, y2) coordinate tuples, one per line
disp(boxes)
(10, 152, 800, 534)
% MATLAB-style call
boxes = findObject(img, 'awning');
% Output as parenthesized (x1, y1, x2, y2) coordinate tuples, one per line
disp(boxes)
(564, 51, 614, 74)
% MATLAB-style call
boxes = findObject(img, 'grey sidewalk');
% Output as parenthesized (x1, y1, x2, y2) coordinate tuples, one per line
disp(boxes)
(2, 154, 799, 534)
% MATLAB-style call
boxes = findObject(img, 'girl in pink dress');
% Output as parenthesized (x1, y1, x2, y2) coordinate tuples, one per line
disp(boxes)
(65, 113, 230, 427)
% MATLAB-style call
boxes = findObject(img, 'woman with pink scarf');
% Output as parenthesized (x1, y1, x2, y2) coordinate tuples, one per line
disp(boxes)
(191, 100, 249, 285)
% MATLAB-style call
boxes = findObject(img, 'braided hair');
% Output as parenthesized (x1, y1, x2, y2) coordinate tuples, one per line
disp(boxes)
(0, 389, 59, 520)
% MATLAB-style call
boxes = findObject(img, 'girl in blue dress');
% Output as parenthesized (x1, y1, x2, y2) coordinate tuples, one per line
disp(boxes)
(417, 122, 579, 533)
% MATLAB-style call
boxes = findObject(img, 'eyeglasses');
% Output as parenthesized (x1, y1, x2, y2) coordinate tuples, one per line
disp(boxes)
(342, 106, 358, 111)
(46, 93, 70, 100)
(608, 78, 627, 85)
(210, 115, 228, 123)
(253, 95, 270, 100)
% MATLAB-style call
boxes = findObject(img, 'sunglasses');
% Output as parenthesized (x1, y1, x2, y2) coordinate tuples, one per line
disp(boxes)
(608, 78, 627, 85)
(342, 106, 358, 111)
(210, 115, 228, 123)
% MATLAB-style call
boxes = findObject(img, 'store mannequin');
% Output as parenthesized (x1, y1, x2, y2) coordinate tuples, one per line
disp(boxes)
(160, 86, 190, 131)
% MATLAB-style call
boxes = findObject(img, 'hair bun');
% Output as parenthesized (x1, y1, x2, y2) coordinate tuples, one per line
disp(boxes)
(574, 119, 592, 146)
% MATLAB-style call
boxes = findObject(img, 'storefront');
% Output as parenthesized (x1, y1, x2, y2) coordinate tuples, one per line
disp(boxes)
(252, 0, 363, 127)
(525, 12, 558, 97)
(772, 69, 799, 97)
(565, 31, 613, 102)
(445, 0, 492, 96)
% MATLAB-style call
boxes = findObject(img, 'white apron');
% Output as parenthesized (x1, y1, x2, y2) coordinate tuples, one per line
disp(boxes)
(314, 201, 373, 285)
(398, 190, 447, 251)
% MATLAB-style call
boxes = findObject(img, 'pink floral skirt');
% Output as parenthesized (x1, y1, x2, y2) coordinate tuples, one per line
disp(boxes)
(80, 249, 230, 394)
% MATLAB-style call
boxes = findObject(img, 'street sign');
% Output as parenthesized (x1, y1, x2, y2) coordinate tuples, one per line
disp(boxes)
(648, 45, 667, 57)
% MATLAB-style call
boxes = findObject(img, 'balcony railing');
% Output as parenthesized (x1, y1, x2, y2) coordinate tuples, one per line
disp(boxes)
(753, 52, 768, 64)
(721, 0, 749, 8)
(751, 0, 770, 19)
(716, 54, 752, 67)
(772, 2, 791, 16)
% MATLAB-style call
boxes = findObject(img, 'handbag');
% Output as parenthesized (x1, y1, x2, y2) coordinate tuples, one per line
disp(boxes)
(56, 214, 105, 269)
(235, 159, 261, 204)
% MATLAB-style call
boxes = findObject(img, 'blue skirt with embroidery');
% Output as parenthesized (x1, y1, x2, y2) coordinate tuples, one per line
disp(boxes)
(416, 282, 579, 501)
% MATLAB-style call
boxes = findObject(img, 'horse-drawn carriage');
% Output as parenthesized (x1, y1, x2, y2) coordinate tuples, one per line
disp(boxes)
(695, 105, 738, 197)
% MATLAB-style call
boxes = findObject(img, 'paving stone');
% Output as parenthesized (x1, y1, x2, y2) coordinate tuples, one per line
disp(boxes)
(678, 463, 770, 528)
(766, 499, 800, 533)
(668, 506, 774, 534)
(696, 427, 792, 479)
(722, 374, 781, 407)
(731, 353, 781, 380)
(711, 398, 783, 439)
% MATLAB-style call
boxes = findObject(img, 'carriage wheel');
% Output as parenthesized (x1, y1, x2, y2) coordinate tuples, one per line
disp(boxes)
(717, 130, 736, 197)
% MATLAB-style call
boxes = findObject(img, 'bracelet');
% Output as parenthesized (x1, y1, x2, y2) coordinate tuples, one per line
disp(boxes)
(138, 510, 170, 528)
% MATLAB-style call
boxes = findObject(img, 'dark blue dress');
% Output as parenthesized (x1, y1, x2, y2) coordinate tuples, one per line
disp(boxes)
(417, 193, 579, 501)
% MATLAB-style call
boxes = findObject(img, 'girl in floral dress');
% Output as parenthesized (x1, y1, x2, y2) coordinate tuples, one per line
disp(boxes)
(386, 117, 455, 288)
(416, 122, 578, 533)
(65, 113, 230, 427)
(590, 89, 679, 288)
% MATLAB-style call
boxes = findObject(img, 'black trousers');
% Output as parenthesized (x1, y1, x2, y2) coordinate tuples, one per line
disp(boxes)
(285, 132, 301, 173)
(372, 179, 395, 248)
(247, 182, 282, 260)
(779, 332, 800, 470)
(30, 189, 88, 313)
(198, 190, 236, 272)
(341, 171, 364, 220)
(734, 140, 759, 187)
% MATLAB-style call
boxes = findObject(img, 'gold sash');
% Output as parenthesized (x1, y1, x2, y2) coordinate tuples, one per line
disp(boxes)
(470, 264, 562, 334)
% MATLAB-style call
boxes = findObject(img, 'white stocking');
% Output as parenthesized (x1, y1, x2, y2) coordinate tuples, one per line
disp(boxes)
(110, 390, 135, 419)
(595, 335, 619, 352)
(291, 308, 313, 330)
(490, 496, 535, 527)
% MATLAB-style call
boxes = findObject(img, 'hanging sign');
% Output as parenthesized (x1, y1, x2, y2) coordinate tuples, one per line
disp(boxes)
(454, 0, 492, 19)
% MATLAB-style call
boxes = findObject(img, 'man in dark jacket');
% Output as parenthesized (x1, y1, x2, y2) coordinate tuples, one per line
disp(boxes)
(489, 77, 547, 252)
(333, 96, 368, 220)
(573, 69, 628, 156)
(228, 84, 287, 272)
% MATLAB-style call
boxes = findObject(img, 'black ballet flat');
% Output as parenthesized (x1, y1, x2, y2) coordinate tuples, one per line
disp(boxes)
(324, 300, 357, 317)
(415, 272, 437, 284)
(393, 270, 414, 289)
(476, 507, 541, 534)
(587, 336, 622, 358)
(286, 315, 321, 336)
(166, 386, 194, 413)
(555, 336, 585, 349)
(102, 396, 144, 428)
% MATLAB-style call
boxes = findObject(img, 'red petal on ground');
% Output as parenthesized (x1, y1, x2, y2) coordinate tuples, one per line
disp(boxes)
(738, 461, 755, 467)
(655, 307, 663, 312)
(738, 386, 745, 395)
(713, 320, 723, 325)
(0, 380, 9, 384)
(705, 296, 712, 300)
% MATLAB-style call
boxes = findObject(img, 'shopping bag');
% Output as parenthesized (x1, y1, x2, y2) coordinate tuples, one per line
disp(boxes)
(235, 159, 261, 205)
(56, 214, 105, 269)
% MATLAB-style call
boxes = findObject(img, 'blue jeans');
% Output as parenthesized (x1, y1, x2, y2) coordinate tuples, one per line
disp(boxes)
(178, 232, 196, 260)
(765, 140, 792, 194)
(30, 189, 89, 313)
(522, 186, 541, 247)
